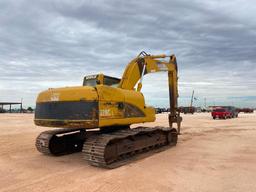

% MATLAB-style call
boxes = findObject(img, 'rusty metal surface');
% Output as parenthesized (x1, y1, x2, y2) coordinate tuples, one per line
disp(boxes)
(82, 127, 178, 168)
(34, 119, 98, 129)
(169, 113, 182, 134)
(36, 126, 178, 168)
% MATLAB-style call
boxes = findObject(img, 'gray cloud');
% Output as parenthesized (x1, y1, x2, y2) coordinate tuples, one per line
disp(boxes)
(0, 0, 255, 108)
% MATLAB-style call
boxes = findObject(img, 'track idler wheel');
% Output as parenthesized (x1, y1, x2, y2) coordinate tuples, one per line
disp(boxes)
(36, 129, 86, 156)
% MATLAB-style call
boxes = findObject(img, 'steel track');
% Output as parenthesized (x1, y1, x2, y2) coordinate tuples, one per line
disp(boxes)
(82, 127, 177, 168)
(35, 127, 177, 168)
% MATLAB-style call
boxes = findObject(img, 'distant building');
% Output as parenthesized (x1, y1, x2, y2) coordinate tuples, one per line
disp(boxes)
(0, 102, 23, 113)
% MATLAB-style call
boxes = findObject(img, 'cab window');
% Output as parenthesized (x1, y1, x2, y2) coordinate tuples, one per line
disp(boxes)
(83, 75, 98, 87)
(103, 76, 120, 87)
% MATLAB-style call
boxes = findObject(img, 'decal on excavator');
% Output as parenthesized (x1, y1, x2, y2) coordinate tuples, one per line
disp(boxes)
(99, 109, 112, 117)
(156, 62, 168, 71)
(50, 93, 60, 101)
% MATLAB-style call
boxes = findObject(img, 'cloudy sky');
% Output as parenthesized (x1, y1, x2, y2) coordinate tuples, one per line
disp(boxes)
(0, 0, 256, 108)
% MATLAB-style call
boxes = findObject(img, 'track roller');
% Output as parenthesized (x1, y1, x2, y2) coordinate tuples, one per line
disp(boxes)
(83, 127, 178, 168)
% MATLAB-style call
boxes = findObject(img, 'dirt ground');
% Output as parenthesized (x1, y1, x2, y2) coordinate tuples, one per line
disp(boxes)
(0, 113, 255, 192)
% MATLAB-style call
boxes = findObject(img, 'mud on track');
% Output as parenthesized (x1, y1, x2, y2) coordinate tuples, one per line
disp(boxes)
(0, 113, 255, 192)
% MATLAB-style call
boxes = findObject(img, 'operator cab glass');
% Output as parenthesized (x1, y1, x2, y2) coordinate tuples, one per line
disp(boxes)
(103, 76, 120, 87)
(83, 75, 98, 87)
(83, 75, 120, 87)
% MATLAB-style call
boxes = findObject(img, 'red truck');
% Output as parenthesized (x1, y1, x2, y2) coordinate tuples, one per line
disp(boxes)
(211, 108, 232, 119)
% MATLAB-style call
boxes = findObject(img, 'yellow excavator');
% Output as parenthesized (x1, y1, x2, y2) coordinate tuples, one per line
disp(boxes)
(35, 51, 182, 168)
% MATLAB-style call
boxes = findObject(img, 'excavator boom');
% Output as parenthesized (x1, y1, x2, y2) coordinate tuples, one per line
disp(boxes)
(119, 52, 182, 131)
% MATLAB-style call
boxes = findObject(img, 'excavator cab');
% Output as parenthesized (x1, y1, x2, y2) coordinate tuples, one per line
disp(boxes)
(83, 74, 120, 87)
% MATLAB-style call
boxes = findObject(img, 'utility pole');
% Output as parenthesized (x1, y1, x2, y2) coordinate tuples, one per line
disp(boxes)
(190, 90, 194, 107)
(20, 98, 23, 113)
(204, 98, 207, 108)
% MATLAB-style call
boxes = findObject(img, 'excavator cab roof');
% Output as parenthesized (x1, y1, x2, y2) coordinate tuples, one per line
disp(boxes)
(83, 74, 120, 87)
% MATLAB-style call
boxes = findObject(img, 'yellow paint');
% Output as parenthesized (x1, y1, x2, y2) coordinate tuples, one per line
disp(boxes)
(37, 86, 98, 103)
(35, 52, 181, 130)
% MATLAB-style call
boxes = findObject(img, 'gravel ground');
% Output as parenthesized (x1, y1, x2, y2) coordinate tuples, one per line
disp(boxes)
(0, 113, 255, 192)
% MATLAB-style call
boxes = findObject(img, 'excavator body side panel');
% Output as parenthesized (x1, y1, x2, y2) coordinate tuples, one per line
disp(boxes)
(97, 85, 155, 127)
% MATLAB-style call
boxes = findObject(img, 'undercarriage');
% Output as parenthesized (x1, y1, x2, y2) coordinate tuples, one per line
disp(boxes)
(36, 127, 178, 168)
